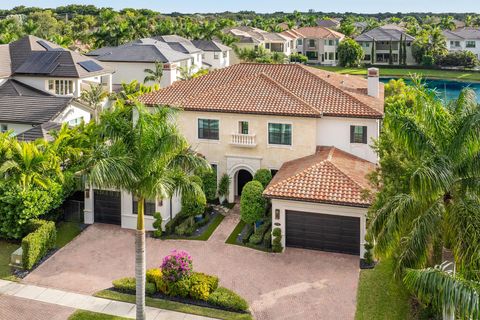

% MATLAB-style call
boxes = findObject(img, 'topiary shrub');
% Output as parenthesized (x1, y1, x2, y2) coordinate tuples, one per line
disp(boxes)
(263, 230, 272, 248)
(161, 250, 193, 282)
(242, 224, 254, 244)
(22, 220, 57, 270)
(152, 212, 162, 238)
(253, 169, 272, 188)
(174, 216, 195, 236)
(207, 287, 249, 312)
(181, 190, 206, 217)
(240, 181, 266, 228)
(272, 227, 283, 253)
(249, 220, 272, 245)
(112, 277, 156, 295)
(363, 242, 374, 265)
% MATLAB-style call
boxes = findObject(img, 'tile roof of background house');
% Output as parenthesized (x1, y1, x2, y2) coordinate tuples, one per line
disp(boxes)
(140, 63, 384, 119)
(355, 25, 415, 42)
(293, 26, 345, 39)
(316, 19, 341, 28)
(87, 38, 192, 63)
(263, 146, 376, 207)
(191, 40, 231, 52)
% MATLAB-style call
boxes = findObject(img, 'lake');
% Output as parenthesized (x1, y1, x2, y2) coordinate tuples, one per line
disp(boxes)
(380, 77, 480, 102)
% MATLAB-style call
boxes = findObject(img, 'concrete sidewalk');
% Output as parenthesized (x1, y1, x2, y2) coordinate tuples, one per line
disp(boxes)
(0, 279, 212, 320)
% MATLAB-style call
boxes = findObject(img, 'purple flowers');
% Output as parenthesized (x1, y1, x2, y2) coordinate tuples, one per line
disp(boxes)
(161, 250, 193, 282)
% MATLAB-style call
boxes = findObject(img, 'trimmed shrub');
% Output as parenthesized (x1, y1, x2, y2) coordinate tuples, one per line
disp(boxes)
(112, 277, 156, 295)
(166, 277, 191, 297)
(272, 227, 283, 253)
(201, 170, 217, 202)
(165, 212, 186, 234)
(253, 169, 272, 188)
(242, 224, 254, 244)
(161, 250, 193, 282)
(189, 273, 212, 301)
(240, 181, 266, 227)
(192, 272, 218, 292)
(363, 242, 374, 265)
(207, 287, 249, 312)
(436, 51, 479, 68)
(249, 220, 272, 245)
(181, 190, 206, 217)
(290, 52, 308, 63)
(152, 212, 162, 238)
(263, 230, 272, 248)
(22, 220, 57, 270)
(174, 216, 195, 236)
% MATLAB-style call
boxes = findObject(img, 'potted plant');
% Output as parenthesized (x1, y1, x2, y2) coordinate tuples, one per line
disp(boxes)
(217, 173, 231, 204)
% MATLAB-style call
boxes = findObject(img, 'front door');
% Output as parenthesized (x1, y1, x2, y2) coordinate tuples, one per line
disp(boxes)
(236, 169, 253, 197)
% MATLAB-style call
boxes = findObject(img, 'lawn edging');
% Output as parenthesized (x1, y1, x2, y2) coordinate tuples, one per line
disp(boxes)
(95, 289, 253, 320)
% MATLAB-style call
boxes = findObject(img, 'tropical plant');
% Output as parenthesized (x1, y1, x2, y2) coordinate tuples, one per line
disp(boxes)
(338, 38, 364, 67)
(80, 83, 109, 122)
(143, 61, 163, 84)
(217, 173, 231, 202)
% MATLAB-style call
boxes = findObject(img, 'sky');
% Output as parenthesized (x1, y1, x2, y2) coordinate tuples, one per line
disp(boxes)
(1, 0, 479, 14)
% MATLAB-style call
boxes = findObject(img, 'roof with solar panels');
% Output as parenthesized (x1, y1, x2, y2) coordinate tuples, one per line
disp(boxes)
(0, 35, 112, 78)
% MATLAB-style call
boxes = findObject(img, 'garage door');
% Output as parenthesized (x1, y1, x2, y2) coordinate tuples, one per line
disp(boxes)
(94, 190, 121, 225)
(286, 210, 360, 255)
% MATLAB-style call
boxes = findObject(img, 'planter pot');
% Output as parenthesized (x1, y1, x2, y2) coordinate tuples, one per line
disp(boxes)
(219, 196, 226, 204)
(194, 214, 203, 223)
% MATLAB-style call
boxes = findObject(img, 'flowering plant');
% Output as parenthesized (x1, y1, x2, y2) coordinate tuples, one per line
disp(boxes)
(161, 250, 193, 282)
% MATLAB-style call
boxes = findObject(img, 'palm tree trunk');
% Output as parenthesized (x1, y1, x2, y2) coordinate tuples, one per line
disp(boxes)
(135, 196, 146, 320)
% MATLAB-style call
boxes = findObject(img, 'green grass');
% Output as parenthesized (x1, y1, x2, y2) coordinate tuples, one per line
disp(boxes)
(56, 222, 82, 248)
(95, 290, 253, 320)
(69, 310, 129, 320)
(0, 240, 19, 279)
(316, 66, 480, 82)
(225, 220, 246, 245)
(163, 214, 225, 241)
(355, 259, 414, 320)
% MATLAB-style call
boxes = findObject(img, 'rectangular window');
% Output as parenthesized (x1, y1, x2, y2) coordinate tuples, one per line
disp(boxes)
(222, 51, 227, 58)
(214, 52, 219, 59)
(297, 39, 303, 45)
(210, 163, 218, 176)
(238, 121, 249, 134)
(364, 54, 371, 61)
(306, 51, 318, 60)
(350, 125, 367, 144)
(268, 123, 292, 146)
(265, 43, 271, 49)
(365, 42, 370, 47)
(132, 196, 156, 216)
(328, 39, 335, 46)
(48, 79, 74, 95)
(328, 52, 335, 60)
(466, 41, 476, 48)
(308, 39, 315, 48)
(0, 124, 7, 133)
(202, 53, 205, 59)
(198, 119, 219, 140)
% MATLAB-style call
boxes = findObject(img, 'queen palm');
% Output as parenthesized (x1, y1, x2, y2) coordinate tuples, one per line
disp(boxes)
(143, 61, 163, 85)
(369, 84, 480, 318)
(81, 102, 208, 320)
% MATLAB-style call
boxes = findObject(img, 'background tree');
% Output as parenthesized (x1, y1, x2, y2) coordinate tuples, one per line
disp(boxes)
(338, 38, 364, 67)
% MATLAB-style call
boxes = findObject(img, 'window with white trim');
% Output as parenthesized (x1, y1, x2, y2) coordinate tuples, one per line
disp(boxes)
(198, 119, 219, 140)
(132, 196, 156, 216)
(48, 79, 74, 95)
(350, 125, 367, 144)
(214, 52, 220, 59)
(268, 123, 292, 145)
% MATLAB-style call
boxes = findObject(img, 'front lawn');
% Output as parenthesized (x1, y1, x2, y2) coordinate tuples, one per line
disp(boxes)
(355, 259, 413, 320)
(316, 66, 480, 82)
(69, 310, 129, 320)
(95, 290, 252, 320)
(0, 240, 19, 279)
(56, 222, 83, 248)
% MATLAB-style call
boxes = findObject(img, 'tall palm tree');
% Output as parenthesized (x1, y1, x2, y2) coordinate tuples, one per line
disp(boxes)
(143, 61, 163, 85)
(81, 102, 208, 320)
(80, 83, 109, 122)
(369, 83, 480, 317)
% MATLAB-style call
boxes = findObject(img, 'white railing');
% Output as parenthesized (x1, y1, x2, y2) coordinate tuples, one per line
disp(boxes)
(230, 133, 256, 147)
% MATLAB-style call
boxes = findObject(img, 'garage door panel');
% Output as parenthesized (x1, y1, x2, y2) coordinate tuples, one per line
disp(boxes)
(94, 190, 121, 225)
(286, 210, 360, 255)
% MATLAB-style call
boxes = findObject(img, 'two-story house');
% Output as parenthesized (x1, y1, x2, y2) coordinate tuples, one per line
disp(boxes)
(0, 35, 113, 138)
(444, 28, 480, 60)
(355, 25, 416, 65)
(283, 26, 345, 65)
(191, 40, 231, 69)
(85, 64, 384, 257)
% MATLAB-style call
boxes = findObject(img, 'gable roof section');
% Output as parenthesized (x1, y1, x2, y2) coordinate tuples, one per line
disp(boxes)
(0, 44, 12, 78)
(443, 28, 480, 40)
(224, 26, 288, 43)
(191, 40, 231, 52)
(16, 122, 62, 142)
(152, 35, 202, 54)
(140, 63, 383, 119)
(0, 79, 52, 97)
(294, 27, 345, 39)
(355, 26, 415, 42)
(264, 146, 376, 207)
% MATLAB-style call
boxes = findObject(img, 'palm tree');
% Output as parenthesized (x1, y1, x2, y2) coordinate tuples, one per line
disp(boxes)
(81, 102, 208, 320)
(143, 61, 163, 85)
(369, 83, 480, 317)
(80, 83, 109, 122)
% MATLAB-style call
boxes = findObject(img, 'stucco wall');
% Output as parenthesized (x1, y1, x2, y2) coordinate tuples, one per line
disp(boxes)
(203, 51, 230, 69)
(1, 122, 34, 135)
(271, 198, 367, 256)
(316, 116, 379, 163)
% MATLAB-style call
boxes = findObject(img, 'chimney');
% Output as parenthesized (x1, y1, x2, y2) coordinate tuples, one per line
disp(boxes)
(162, 63, 177, 87)
(367, 67, 380, 98)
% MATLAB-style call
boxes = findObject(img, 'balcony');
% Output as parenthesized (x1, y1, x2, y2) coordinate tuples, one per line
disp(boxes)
(230, 133, 256, 148)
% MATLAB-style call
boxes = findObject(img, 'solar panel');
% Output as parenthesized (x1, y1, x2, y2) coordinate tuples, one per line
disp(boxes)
(78, 60, 103, 72)
(15, 51, 62, 74)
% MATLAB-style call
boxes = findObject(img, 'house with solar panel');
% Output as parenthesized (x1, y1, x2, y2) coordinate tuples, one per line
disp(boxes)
(0, 35, 113, 139)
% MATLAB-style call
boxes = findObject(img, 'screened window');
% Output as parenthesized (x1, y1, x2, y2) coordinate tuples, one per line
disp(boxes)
(350, 125, 367, 144)
(132, 196, 156, 216)
(198, 119, 219, 140)
(238, 121, 249, 134)
(268, 123, 292, 145)
(48, 79, 74, 95)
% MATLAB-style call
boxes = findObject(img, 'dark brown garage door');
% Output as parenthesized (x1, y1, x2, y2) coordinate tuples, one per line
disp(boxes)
(286, 210, 360, 255)
(94, 190, 121, 225)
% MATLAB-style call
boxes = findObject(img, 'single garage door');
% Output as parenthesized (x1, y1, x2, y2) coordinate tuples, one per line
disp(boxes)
(286, 210, 360, 255)
(94, 190, 121, 225)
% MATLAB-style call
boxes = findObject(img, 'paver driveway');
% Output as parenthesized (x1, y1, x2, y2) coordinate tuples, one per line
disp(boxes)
(25, 212, 360, 320)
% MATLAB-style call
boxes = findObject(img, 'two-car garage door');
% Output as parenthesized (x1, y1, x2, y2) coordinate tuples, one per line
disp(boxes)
(285, 210, 360, 255)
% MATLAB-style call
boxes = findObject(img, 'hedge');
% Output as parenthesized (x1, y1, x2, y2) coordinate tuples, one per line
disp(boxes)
(181, 190, 206, 217)
(248, 220, 272, 245)
(175, 216, 196, 236)
(112, 277, 156, 295)
(207, 287, 249, 312)
(21, 220, 57, 270)
(253, 169, 272, 188)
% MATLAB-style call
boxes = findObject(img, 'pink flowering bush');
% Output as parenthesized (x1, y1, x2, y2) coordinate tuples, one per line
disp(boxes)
(161, 250, 193, 282)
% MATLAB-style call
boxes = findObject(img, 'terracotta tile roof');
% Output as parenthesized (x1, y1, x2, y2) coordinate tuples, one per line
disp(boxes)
(264, 146, 376, 207)
(293, 26, 345, 39)
(140, 63, 384, 119)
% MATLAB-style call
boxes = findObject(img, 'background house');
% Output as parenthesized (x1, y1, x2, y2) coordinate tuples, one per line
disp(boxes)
(444, 28, 480, 60)
(191, 40, 231, 69)
(355, 25, 416, 65)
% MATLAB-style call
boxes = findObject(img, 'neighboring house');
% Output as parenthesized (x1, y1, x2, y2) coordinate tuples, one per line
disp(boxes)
(87, 38, 193, 88)
(87, 63, 385, 257)
(223, 26, 292, 64)
(317, 18, 341, 29)
(152, 35, 204, 73)
(191, 40, 231, 69)
(0, 35, 113, 138)
(284, 26, 345, 65)
(355, 25, 416, 65)
(353, 21, 368, 34)
(0, 79, 91, 139)
(443, 28, 480, 60)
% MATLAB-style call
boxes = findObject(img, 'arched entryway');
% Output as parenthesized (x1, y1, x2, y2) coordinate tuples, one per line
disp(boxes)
(235, 169, 253, 198)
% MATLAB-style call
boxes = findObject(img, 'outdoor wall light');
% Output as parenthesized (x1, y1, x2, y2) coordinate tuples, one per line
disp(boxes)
(85, 189, 90, 199)
(275, 209, 280, 220)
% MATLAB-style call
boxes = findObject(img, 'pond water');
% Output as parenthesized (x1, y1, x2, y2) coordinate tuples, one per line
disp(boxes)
(380, 77, 480, 102)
